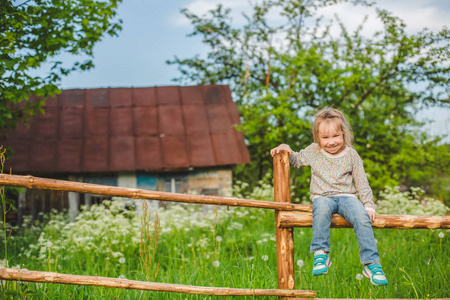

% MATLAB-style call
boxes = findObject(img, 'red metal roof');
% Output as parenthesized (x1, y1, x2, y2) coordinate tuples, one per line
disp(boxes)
(1, 85, 251, 173)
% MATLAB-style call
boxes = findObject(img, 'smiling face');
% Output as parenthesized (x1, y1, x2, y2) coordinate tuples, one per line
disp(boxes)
(318, 121, 345, 154)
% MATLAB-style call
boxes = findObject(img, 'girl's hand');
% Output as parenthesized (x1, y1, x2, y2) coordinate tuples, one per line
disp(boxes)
(270, 144, 292, 157)
(366, 210, 376, 223)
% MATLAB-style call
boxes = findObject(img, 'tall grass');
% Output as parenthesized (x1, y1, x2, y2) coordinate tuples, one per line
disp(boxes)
(1, 198, 449, 299)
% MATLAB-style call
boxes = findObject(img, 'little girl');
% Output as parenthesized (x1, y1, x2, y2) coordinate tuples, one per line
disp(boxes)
(270, 108, 387, 286)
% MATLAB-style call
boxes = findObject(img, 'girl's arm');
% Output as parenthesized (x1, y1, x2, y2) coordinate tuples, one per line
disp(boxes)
(271, 143, 315, 168)
(352, 151, 376, 219)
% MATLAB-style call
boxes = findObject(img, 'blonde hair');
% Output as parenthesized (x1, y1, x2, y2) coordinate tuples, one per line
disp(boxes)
(313, 108, 354, 147)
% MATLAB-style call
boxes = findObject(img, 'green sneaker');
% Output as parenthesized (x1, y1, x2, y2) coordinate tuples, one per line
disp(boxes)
(312, 250, 331, 276)
(363, 263, 388, 286)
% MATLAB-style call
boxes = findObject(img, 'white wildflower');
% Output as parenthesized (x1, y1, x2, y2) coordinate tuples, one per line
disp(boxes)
(262, 255, 269, 261)
(0, 260, 8, 268)
(112, 252, 123, 258)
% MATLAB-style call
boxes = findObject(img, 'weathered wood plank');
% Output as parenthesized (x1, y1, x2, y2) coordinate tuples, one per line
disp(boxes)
(274, 152, 296, 300)
(278, 211, 450, 229)
(0, 268, 316, 297)
(0, 174, 312, 212)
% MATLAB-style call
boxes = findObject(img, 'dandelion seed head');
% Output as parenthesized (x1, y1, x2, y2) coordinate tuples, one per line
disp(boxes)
(119, 257, 126, 264)
(212, 260, 220, 268)
(296, 260, 304, 267)
(438, 232, 444, 238)
(119, 274, 126, 279)
(356, 273, 363, 280)
(216, 236, 222, 242)
(262, 255, 269, 261)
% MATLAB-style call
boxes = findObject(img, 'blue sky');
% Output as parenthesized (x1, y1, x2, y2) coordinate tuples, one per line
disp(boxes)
(34, 0, 449, 139)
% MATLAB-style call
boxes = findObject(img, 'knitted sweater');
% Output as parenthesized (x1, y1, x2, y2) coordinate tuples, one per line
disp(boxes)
(289, 143, 375, 211)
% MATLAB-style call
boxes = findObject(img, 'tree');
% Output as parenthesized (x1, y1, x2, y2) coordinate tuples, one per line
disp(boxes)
(169, 0, 450, 201)
(0, 0, 123, 131)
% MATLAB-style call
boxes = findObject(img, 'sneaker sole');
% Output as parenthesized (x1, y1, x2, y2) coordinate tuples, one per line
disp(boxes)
(363, 268, 387, 286)
(313, 270, 328, 276)
(313, 261, 332, 276)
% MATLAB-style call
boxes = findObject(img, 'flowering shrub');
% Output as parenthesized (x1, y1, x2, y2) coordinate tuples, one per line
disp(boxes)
(376, 186, 449, 216)
(19, 198, 267, 271)
(233, 179, 274, 201)
(20, 200, 141, 267)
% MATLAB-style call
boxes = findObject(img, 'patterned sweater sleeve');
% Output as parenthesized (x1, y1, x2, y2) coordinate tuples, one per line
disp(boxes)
(289, 143, 316, 168)
(352, 150, 375, 211)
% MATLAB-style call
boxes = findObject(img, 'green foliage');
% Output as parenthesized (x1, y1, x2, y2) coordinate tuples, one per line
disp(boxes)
(169, 0, 450, 199)
(377, 186, 450, 216)
(233, 172, 312, 204)
(392, 142, 450, 206)
(0, 0, 122, 131)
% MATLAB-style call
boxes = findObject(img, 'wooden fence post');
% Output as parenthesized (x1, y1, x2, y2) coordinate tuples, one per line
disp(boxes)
(274, 152, 295, 299)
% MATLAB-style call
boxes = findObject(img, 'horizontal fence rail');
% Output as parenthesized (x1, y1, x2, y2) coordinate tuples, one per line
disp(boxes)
(277, 212, 450, 229)
(0, 174, 312, 212)
(0, 268, 316, 297)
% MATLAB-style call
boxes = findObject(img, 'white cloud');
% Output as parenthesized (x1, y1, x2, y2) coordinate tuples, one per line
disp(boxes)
(171, 0, 252, 27)
(374, 0, 448, 32)
(172, 0, 449, 34)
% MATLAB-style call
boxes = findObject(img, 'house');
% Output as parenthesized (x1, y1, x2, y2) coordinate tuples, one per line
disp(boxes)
(0, 85, 250, 222)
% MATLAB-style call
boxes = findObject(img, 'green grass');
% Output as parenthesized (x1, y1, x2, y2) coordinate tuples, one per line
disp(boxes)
(1, 203, 449, 299)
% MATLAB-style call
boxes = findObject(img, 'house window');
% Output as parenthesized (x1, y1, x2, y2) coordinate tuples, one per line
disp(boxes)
(162, 175, 187, 194)
(83, 175, 118, 206)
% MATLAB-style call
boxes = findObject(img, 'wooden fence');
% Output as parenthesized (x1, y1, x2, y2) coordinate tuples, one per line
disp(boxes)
(0, 152, 449, 299)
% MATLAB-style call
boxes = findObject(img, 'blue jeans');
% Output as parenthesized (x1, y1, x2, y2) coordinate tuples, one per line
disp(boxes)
(310, 196, 379, 265)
